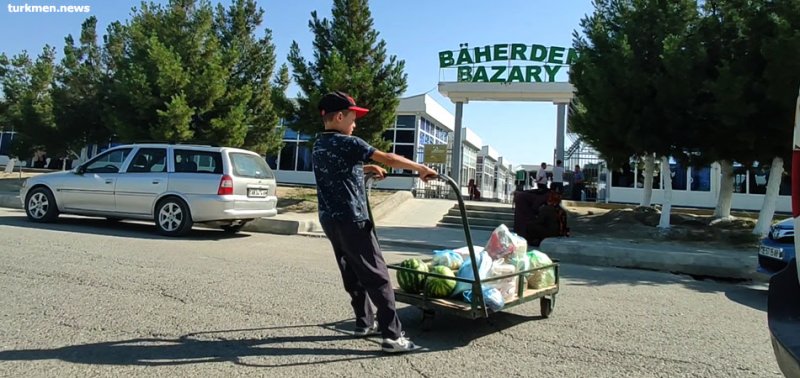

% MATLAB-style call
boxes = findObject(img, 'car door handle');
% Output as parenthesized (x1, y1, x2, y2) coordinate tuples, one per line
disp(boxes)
(105, 179, 113, 184)
(152, 180, 161, 184)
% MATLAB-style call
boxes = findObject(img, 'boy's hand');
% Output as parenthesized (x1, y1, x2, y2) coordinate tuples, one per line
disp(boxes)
(364, 164, 387, 180)
(419, 166, 438, 182)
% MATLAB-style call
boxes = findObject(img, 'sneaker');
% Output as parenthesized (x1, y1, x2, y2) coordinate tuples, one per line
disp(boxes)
(381, 333, 422, 353)
(353, 322, 379, 337)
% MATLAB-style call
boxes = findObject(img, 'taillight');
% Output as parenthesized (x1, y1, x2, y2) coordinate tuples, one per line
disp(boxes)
(218, 174, 233, 195)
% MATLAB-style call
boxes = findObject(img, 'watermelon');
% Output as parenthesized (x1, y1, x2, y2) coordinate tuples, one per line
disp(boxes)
(425, 266, 456, 298)
(397, 258, 429, 293)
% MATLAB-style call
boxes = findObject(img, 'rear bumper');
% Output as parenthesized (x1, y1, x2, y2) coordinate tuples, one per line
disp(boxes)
(186, 194, 278, 222)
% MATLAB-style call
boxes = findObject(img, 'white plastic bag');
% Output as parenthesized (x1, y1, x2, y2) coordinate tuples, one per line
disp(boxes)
(487, 260, 518, 301)
(452, 245, 485, 261)
(453, 250, 493, 296)
(484, 224, 528, 260)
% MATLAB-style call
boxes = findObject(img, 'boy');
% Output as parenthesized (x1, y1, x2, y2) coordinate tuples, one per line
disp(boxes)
(312, 91, 437, 353)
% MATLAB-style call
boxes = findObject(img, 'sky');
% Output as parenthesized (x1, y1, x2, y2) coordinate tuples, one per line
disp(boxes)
(0, 0, 595, 166)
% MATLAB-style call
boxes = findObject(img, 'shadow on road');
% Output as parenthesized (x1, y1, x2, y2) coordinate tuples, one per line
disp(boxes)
(0, 310, 541, 368)
(0, 211, 250, 241)
(561, 264, 767, 312)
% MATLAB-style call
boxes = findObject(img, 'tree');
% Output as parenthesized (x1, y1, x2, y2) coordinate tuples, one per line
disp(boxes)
(570, 0, 701, 228)
(749, 0, 800, 235)
(0, 46, 59, 159)
(51, 16, 112, 158)
(286, 0, 407, 150)
(103, 0, 283, 155)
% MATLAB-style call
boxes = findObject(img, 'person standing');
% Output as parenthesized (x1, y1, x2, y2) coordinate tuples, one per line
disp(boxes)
(551, 160, 565, 193)
(312, 91, 436, 353)
(573, 164, 585, 201)
(535, 162, 549, 190)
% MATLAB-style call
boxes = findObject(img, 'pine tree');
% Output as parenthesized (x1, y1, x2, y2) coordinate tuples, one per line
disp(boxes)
(102, 0, 282, 155)
(287, 0, 407, 150)
(0, 46, 58, 159)
(52, 16, 112, 156)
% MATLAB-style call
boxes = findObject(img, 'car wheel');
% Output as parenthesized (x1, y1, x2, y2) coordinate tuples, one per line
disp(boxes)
(25, 187, 59, 223)
(155, 197, 193, 237)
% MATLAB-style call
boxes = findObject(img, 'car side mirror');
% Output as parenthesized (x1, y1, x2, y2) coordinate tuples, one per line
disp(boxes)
(75, 166, 86, 175)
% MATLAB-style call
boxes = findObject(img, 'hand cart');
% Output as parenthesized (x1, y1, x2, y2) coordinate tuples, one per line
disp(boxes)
(365, 173, 560, 327)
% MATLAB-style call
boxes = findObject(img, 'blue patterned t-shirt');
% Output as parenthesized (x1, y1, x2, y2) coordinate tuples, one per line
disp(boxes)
(312, 131, 377, 222)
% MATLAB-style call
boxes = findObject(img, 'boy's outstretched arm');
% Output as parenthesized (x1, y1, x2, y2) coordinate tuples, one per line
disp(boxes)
(370, 150, 438, 182)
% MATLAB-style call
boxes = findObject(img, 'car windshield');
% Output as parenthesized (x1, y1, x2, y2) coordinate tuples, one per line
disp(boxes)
(230, 152, 274, 179)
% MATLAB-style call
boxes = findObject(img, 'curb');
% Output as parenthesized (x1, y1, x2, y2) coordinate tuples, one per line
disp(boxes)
(539, 237, 762, 281)
(0, 193, 21, 210)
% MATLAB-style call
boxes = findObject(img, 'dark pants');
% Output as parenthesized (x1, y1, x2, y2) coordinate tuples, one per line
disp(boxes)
(321, 219, 402, 340)
(551, 182, 564, 193)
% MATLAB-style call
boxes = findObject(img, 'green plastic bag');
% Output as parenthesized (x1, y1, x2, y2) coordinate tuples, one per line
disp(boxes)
(527, 250, 556, 289)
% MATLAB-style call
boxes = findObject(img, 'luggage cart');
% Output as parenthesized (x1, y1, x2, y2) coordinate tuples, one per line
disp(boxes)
(365, 173, 560, 327)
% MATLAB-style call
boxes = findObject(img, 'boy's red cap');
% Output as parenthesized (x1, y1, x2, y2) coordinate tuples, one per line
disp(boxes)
(318, 91, 369, 119)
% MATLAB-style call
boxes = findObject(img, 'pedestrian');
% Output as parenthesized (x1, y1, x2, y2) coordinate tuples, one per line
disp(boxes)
(535, 162, 549, 190)
(312, 91, 436, 353)
(551, 160, 564, 193)
(573, 164, 585, 201)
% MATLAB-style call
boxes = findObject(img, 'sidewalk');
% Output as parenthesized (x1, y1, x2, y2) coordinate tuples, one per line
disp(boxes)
(0, 191, 761, 281)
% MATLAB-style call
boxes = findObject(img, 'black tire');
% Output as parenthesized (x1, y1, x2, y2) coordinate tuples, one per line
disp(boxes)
(221, 224, 244, 234)
(154, 197, 193, 237)
(540, 297, 554, 318)
(25, 187, 59, 223)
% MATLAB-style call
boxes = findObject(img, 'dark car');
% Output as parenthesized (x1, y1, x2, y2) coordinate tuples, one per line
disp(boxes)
(757, 218, 797, 276)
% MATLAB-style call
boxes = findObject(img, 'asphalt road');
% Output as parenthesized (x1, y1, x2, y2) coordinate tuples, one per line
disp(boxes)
(0, 208, 782, 377)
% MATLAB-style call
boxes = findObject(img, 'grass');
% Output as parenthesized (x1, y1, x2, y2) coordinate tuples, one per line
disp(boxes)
(276, 186, 395, 214)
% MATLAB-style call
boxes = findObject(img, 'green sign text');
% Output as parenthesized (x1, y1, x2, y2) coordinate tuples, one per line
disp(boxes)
(439, 43, 577, 83)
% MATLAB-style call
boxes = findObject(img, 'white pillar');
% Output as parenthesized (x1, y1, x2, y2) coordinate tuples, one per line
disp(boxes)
(555, 102, 566, 164)
(450, 101, 464, 187)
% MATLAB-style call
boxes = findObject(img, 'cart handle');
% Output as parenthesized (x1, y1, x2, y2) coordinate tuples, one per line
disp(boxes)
(365, 172, 487, 317)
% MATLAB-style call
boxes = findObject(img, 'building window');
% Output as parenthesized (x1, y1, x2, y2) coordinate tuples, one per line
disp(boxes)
(267, 126, 314, 172)
(279, 143, 297, 171)
(395, 130, 415, 144)
(670, 162, 687, 190)
(690, 166, 711, 192)
(396, 115, 415, 128)
(394, 145, 414, 161)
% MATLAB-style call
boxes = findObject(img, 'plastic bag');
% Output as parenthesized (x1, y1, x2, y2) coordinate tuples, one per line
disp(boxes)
(452, 245, 485, 261)
(528, 249, 556, 290)
(507, 254, 531, 276)
(453, 250, 493, 296)
(487, 260, 518, 301)
(432, 249, 464, 271)
(484, 224, 528, 260)
(463, 287, 505, 312)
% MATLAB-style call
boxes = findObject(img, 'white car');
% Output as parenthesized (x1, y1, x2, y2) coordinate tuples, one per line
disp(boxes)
(20, 143, 278, 236)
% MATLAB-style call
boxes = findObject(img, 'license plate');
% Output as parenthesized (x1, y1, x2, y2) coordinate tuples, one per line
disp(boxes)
(247, 188, 268, 198)
(759, 245, 784, 259)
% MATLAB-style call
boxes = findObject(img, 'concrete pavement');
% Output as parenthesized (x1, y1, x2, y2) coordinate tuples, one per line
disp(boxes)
(0, 191, 761, 281)
(0, 214, 783, 377)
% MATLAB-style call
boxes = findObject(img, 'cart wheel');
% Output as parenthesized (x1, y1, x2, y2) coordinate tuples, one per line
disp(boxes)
(540, 297, 554, 318)
(421, 310, 435, 331)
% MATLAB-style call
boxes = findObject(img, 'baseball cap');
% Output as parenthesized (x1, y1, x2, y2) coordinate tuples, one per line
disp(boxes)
(318, 91, 369, 119)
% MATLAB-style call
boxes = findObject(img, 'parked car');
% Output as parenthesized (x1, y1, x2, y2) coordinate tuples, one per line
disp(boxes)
(19, 143, 278, 236)
(757, 217, 797, 275)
